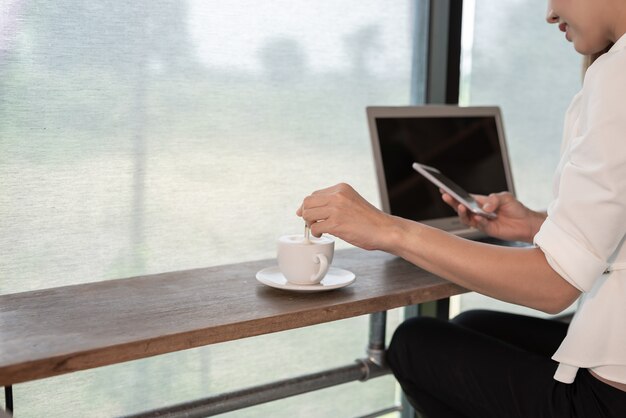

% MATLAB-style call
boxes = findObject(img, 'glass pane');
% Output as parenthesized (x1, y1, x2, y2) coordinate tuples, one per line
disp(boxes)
(1, 1, 420, 416)
(0, 0, 418, 294)
(455, 0, 581, 317)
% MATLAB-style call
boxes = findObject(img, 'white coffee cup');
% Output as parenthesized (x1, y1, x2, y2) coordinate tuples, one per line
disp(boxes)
(277, 234, 335, 285)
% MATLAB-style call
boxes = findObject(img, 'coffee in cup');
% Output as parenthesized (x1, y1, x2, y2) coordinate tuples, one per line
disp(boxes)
(277, 234, 334, 285)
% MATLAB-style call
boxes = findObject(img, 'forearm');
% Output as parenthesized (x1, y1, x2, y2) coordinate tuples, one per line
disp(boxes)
(380, 215, 579, 314)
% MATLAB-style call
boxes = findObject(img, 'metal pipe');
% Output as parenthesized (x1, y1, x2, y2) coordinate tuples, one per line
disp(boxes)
(367, 311, 387, 366)
(121, 359, 390, 418)
(356, 405, 402, 418)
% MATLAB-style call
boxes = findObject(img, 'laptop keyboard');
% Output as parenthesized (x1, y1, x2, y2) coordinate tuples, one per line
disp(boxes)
(473, 237, 531, 247)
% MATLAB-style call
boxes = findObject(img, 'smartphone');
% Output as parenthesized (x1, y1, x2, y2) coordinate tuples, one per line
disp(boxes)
(411, 162, 497, 219)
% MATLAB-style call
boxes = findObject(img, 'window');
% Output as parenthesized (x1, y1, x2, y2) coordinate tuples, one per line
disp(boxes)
(454, 0, 582, 317)
(1, 1, 422, 416)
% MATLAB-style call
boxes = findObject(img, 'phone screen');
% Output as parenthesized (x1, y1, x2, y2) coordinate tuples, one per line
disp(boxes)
(423, 168, 475, 202)
(412, 163, 496, 219)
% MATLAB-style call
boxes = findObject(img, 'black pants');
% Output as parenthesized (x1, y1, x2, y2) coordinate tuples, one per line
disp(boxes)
(386, 310, 626, 418)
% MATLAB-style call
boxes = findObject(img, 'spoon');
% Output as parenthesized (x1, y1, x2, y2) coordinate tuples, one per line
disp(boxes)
(304, 224, 312, 244)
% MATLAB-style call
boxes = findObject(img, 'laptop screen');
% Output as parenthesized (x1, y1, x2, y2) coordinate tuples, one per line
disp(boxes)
(367, 106, 515, 238)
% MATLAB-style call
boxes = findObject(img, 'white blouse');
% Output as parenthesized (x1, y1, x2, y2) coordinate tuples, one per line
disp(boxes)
(534, 33, 626, 384)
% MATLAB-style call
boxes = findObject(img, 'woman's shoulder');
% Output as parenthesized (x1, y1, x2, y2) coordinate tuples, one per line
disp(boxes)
(584, 42, 626, 95)
(579, 45, 626, 125)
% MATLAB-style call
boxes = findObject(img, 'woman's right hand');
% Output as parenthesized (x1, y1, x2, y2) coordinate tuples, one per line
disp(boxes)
(441, 191, 546, 243)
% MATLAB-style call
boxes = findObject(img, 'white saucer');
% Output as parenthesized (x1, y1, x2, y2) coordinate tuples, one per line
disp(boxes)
(256, 266, 356, 293)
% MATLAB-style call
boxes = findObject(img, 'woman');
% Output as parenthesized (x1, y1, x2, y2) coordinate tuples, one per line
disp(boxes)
(297, 0, 626, 416)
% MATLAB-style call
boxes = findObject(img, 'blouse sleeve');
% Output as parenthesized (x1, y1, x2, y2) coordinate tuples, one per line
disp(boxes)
(534, 54, 626, 292)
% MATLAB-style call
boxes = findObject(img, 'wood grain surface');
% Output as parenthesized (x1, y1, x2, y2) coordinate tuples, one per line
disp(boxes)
(0, 248, 466, 386)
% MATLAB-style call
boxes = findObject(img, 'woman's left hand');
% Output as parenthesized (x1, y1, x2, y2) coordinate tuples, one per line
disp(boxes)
(296, 183, 395, 250)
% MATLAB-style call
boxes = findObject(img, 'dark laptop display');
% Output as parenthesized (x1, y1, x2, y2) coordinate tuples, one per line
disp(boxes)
(367, 106, 515, 238)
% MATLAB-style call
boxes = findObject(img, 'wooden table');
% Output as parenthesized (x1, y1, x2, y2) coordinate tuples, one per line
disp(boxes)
(0, 248, 467, 387)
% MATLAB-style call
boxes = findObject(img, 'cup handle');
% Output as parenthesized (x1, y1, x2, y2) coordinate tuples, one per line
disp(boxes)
(311, 254, 329, 283)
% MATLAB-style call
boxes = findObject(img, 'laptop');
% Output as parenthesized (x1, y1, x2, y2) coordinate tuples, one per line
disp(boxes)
(367, 105, 515, 240)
